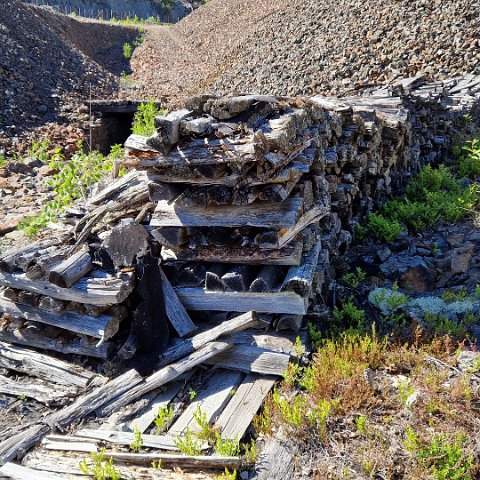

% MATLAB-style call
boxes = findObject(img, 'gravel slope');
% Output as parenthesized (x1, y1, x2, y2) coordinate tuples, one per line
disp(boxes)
(129, 0, 480, 104)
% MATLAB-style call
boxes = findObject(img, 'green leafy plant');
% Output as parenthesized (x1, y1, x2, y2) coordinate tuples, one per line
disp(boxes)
(397, 378, 415, 406)
(130, 426, 143, 452)
(242, 439, 258, 464)
(20, 144, 116, 237)
(174, 426, 203, 455)
(28, 138, 51, 162)
(123, 42, 133, 60)
(79, 449, 120, 480)
(404, 428, 475, 480)
(308, 322, 322, 351)
(132, 99, 165, 136)
(0, 155, 5, 168)
(369, 287, 409, 315)
(441, 287, 468, 303)
(307, 398, 337, 441)
(188, 387, 197, 401)
(214, 433, 240, 457)
(193, 406, 216, 443)
(154, 405, 174, 433)
(342, 267, 366, 289)
(457, 138, 480, 179)
(272, 389, 306, 428)
(355, 415, 369, 435)
(333, 299, 366, 329)
(214, 468, 237, 480)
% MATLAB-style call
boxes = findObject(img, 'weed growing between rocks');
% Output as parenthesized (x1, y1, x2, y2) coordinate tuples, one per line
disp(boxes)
(19, 143, 124, 237)
(131, 99, 166, 137)
(358, 139, 480, 243)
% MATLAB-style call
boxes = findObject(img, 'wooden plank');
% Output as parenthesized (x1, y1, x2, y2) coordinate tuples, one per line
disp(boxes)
(128, 372, 194, 433)
(159, 311, 258, 367)
(43, 436, 97, 453)
(277, 207, 328, 249)
(73, 429, 200, 451)
(125, 134, 256, 167)
(174, 289, 308, 315)
(161, 268, 197, 338)
(0, 297, 119, 341)
(105, 452, 241, 469)
(0, 270, 133, 306)
(0, 342, 98, 388)
(168, 369, 243, 436)
(0, 374, 77, 405)
(0, 327, 111, 359)
(150, 197, 304, 228)
(98, 341, 233, 417)
(0, 463, 67, 480)
(161, 240, 303, 266)
(206, 345, 290, 376)
(216, 374, 277, 440)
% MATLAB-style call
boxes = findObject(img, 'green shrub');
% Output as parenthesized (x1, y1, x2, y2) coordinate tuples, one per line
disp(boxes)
(20, 144, 118, 237)
(341, 267, 366, 289)
(457, 138, 480, 179)
(123, 42, 133, 60)
(364, 213, 403, 243)
(132, 99, 165, 136)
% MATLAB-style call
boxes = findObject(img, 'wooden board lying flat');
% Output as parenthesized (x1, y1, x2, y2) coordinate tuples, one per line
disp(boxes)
(128, 373, 193, 433)
(150, 197, 304, 228)
(207, 345, 290, 377)
(161, 240, 303, 266)
(125, 134, 256, 167)
(175, 288, 308, 315)
(0, 298, 119, 341)
(168, 369, 244, 436)
(0, 270, 133, 306)
(215, 374, 277, 440)
(0, 462, 67, 480)
(0, 327, 111, 359)
(0, 342, 97, 388)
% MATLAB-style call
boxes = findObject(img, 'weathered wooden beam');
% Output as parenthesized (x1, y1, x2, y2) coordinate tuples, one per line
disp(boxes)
(98, 341, 232, 417)
(161, 268, 197, 338)
(48, 247, 93, 289)
(150, 197, 304, 228)
(206, 344, 290, 376)
(216, 374, 277, 440)
(158, 311, 258, 367)
(0, 298, 120, 341)
(174, 288, 308, 315)
(0, 462, 66, 480)
(0, 342, 98, 388)
(0, 270, 134, 306)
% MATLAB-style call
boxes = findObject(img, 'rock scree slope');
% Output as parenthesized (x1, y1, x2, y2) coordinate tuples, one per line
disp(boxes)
(0, 1, 136, 133)
(129, 0, 480, 105)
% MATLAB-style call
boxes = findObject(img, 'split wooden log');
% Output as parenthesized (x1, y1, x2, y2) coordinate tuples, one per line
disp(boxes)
(249, 266, 283, 293)
(274, 314, 303, 332)
(0, 297, 120, 341)
(48, 247, 92, 288)
(221, 265, 258, 292)
(158, 311, 258, 367)
(150, 227, 189, 248)
(205, 264, 229, 291)
(0, 342, 98, 388)
(161, 267, 197, 338)
(98, 341, 232, 417)
(0, 326, 111, 359)
(147, 109, 192, 149)
(102, 219, 149, 269)
(280, 240, 321, 296)
(0, 270, 134, 306)
(25, 250, 65, 280)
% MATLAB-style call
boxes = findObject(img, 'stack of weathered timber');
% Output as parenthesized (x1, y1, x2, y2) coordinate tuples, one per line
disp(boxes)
(121, 94, 333, 330)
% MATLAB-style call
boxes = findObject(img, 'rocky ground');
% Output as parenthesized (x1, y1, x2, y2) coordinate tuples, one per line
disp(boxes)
(122, 0, 480, 106)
